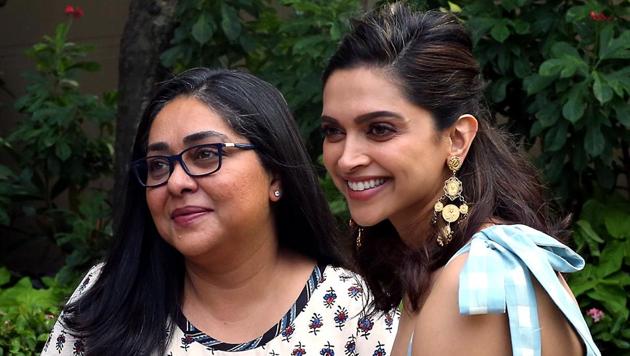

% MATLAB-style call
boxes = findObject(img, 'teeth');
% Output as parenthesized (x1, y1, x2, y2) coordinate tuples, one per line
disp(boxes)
(347, 179, 386, 191)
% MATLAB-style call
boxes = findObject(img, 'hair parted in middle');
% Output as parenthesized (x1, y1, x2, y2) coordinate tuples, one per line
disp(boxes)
(323, 3, 564, 315)
(61, 68, 345, 355)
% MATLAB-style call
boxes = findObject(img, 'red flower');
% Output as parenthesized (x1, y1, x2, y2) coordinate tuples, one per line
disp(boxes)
(73, 6, 84, 19)
(64, 4, 84, 19)
(589, 10, 610, 22)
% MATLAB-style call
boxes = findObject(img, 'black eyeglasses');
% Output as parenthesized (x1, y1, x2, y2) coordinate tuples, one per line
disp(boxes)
(131, 142, 256, 187)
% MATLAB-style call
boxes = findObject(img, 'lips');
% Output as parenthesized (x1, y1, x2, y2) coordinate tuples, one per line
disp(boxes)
(171, 206, 212, 225)
(343, 177, 389, 201)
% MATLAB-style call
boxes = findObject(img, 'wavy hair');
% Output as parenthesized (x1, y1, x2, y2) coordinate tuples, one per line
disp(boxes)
(323, 3, 565, 314)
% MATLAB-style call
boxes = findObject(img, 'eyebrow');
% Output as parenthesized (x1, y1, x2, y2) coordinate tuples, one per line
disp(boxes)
(147, 130, 229, 153)
(321, 111, 404, 125)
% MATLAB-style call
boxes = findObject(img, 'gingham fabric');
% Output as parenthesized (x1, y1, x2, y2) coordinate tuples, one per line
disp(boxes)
(454, 224, 600, 356)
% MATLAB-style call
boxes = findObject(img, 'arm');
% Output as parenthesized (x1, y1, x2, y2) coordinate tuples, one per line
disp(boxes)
(412, 253, 512, 356)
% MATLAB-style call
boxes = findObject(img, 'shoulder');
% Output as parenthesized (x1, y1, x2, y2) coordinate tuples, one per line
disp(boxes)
(412, 250, 512, 355)
(40, 264, 104, 355)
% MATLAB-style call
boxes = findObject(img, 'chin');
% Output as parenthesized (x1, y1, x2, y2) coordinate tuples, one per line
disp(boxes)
(349, 210, 387, 227)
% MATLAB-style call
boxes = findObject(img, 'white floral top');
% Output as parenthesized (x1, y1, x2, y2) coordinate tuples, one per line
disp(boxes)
(42, 264, 399, 356)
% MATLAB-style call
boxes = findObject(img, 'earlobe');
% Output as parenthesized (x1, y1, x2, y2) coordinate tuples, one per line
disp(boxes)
(269, 176, 282, 202)
(449, 114, 478, 159)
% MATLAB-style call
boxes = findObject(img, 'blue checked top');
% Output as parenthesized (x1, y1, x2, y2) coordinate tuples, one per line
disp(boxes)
(453, 224, 601, 356)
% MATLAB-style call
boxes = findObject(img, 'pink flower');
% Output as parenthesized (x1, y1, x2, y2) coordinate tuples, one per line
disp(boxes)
(64, 5, 75, 15)
(586, 308, 605, 323)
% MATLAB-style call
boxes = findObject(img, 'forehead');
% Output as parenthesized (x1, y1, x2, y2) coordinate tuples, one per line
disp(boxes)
(148, 96, 238, 145)
(322, 67, 409, 115)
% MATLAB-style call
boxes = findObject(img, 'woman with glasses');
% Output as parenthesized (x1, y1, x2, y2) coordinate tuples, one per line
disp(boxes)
(43, 68, 397, 355)
(320, 4, 599, 356)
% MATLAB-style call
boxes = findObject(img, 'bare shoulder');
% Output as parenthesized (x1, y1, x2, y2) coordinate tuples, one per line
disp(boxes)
(411, 253, 511, 356)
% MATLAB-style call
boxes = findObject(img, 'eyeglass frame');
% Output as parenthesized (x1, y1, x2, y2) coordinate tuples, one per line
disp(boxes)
(131, 142, 256, 188)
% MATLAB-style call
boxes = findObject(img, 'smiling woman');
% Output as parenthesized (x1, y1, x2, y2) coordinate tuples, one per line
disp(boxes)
(41, 68, 398, 355)
(321, 3, 600, 356)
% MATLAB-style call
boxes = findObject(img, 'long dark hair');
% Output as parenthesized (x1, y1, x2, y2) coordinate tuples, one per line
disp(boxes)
(62, 68, 344, 355)
(322, 4, 565, 314)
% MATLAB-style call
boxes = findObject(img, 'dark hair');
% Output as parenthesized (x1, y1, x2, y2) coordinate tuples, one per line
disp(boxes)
(323, 4, 564, 314)
(62, 68, 344, 355)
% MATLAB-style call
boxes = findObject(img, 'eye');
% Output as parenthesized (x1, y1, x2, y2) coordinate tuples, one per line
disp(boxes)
(367, 123, 397, 140)
(190, 146, 219, 161)
(146, 158, 169, 176)
(321, 125, 345, 143)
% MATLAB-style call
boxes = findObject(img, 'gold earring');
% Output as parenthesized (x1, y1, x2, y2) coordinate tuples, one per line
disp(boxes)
(349, 219, 364, 250)
(433, 156, 469, 247)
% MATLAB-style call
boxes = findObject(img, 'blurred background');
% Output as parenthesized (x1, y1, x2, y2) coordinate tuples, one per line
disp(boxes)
(0, 0, 628, 354)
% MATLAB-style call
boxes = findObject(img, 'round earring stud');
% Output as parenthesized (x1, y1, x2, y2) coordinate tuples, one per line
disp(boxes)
(274, 190, 281, 197)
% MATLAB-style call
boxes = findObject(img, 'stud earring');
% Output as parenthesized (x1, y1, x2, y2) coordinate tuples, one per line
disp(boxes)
(349, 219, 364, 250)
(273, 190, 281, 198)
(433, 156, 469, 247)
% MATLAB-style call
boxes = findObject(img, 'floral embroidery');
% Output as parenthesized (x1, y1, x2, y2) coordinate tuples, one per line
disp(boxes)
(309, 313, 324, 335)
(357, 315, 374, 339)
(56, 332, 66, 352)
(282, 324, 296, 342)
(334, 306, 348, 330)
(373, 341, 387, 356)
(292, 342, 307, 356)
(344, 335, 357, 356)
(347, 284, 363, 300)
(320, 341, 335, 356)
(323, 287, 337, 308)
(384, 312, 394, 332)
(73, 339, 85, 356)
(181, 334, 194, 351)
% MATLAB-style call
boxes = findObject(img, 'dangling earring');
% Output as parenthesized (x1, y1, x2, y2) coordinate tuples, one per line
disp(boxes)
(349, 219, 364, 250)
(433, 156, 469, 247)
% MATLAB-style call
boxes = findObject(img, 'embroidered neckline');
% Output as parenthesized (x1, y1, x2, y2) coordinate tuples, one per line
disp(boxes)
(177, 264, 326, 352)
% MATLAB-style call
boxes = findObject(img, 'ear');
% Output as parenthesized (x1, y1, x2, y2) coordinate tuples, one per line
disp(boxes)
(448, 114, 478, 160)
(269, 174, 282, 202)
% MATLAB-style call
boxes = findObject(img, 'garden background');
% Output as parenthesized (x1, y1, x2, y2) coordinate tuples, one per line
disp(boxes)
(0, 0, 628, 354)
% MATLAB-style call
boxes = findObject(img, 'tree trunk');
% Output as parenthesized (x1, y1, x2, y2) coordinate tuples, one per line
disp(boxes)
(113, 0, 178, 231)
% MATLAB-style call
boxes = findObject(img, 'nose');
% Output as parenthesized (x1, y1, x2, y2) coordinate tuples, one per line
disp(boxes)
(337, 135, 370, 173)
(166, 161, 198, 195)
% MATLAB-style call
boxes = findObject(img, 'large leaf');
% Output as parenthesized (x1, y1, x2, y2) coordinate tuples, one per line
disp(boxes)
(221, 4, 242, 42)
(562, 91, 586, 123)
(192, 13, 214, 45)
(593, 71, 613, 104)
(584, 125, 605, 157)
(604, 209, 630, 239)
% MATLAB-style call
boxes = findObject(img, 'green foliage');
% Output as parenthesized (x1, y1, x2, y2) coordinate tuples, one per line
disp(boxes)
(160, 0, 269, 72)
(0, 21, 115, 248)
(0, 267, 71, 355)
(249, 0, 361, 150)
(568, 195, 630, 352)
(447, 0, 630, 204)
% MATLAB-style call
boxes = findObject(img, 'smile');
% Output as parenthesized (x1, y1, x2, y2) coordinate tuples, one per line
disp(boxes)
(347, 178, 386, 192)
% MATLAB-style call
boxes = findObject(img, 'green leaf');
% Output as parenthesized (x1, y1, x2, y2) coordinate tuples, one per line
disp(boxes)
(221, 4, 242, 42)
(489, 78, 510, 103)
(55, 142, 72, 161)
(587, 285, 628, 319)
(523, 74, 554, 95)
(539, 58, 563, 77)
(604, 210, 630, 239)
(513, 57, 531, 78)
(562, 90, 586, 123)
(551, 42, 580, 59)
(600, 25, 630, 60)
(613, 101, 630, 128)
(448, 1, 462, 13)
(595, 241, 625, 278)
(593, 72, 613, 104)
(511, 19, 530, 35)
(565, 5, 589, 23)
(584, 125, 605, 157)
(543, 120, 568, 152)
(0, 267, 10, 286)
(192, 13, 213, 45)
(490, 22, 510, 43)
